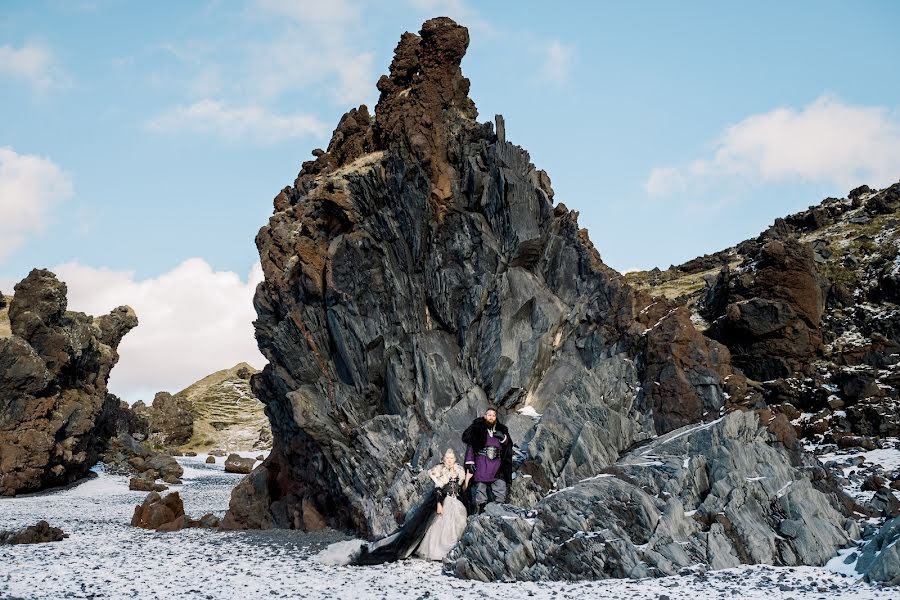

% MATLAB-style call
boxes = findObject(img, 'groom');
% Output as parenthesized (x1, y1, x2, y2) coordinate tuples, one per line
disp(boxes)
(462, 407, 513, 513)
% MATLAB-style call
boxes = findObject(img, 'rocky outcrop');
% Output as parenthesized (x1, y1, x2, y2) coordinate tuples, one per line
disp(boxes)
(174, 363, 270, 453)
(226, 17, 752, 539)
(0, 269, 139, 496)
(448, 411, 853, 581)
(702, 231, 828, 382)
(134, 391, 194, 448)
(0, 520, 67, 545)
(855, 515, 900, 584)
(102, 432, 184, 484)
(131, 491, 220, 532)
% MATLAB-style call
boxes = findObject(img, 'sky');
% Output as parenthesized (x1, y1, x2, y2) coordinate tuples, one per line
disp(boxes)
(2, 0, 899, 401)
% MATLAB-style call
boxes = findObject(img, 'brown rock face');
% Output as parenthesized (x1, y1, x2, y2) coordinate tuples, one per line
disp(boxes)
(224, 453, 255, 474)
(134, 391, 194, 448)
(227, 17, 742, 537)
(0, 269, 139, 496)
(131, 491, 220, 532)
(637, 305, 737, 432)
(703, 229, 828, 381)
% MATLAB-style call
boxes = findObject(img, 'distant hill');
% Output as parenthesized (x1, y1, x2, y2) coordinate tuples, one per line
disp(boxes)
(0, 293, 10, 338)
(176, 362, 271, 452)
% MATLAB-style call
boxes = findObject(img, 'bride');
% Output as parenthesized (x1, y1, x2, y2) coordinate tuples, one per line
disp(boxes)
(415, 449, 469, 560)
(320, 449, 471, 565)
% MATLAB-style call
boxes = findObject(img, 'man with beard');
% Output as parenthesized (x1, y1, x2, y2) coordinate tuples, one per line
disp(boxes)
(462, 407, 513, 514)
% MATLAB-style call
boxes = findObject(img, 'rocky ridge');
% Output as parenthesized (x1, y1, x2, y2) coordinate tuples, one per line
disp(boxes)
(219, 16, 871, 582)
(0, 269, 141, 495)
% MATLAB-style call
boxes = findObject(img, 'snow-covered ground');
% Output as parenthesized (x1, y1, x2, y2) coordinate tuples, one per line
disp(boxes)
(0, 456, 895, 599)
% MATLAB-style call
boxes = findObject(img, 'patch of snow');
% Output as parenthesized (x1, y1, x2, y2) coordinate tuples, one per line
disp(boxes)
(0, 458, 896, 599)
(517, 406, 543, 419)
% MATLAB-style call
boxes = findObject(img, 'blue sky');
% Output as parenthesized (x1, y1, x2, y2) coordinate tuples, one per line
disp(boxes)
(2, 0, 899, 399)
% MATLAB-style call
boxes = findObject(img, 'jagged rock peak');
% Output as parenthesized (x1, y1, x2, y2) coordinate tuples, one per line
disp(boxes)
(0, 268, 139, 495)
(292, 17, 479, 204)
(232, 17, 751, 541)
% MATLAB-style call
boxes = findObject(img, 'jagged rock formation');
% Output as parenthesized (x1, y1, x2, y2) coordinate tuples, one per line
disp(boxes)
(225, 17, 755, 538)
(0, 269, 139, 496)
(134, 391, 194, 448)
(449, 411, 852, 581)
(175, 362, 270, 452)
(702, 234, 828, 381)
(627, 183, 900, 452)
(216, 20, 862, 587)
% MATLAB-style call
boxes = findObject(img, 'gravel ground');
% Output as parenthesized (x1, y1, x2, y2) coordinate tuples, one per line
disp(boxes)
(0, 456, 895, 599)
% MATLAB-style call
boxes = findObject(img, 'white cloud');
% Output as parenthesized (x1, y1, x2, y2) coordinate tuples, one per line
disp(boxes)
(0, 43, 70, 91)
(645, 95, 900, 196)
(538, 40, 574, 87)
(146, 99, 328, 143)
(51, 259, 265, 401)
(0, 147, 73, 260)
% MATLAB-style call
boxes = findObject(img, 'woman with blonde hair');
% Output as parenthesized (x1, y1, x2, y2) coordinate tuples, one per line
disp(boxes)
(415, 448, 468, 560)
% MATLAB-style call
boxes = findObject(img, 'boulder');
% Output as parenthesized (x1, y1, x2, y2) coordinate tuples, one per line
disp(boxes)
(0, 269, 139, 496)
(129, 477, 168, 492)
(448, 411, 852, 581)
(205, 456, 216, 464)
(130, 491, 221, 532)
(0, 520, 67, 545)
(131, 491, 186, 530)
(224, 454, 255, 474)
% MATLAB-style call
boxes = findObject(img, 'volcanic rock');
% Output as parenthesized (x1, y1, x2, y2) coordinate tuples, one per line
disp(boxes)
(0, 269, 139, 496)
(102, 431, 184, 483)
(448, 411, 852, 581)
(0, 520, 67, 545)
(129, 477, 169, 492)
(130, 491, 220, 532)
(855, 515, 900, 584)
(134, 391, 194, 448)
(703, 234, 828, 381)
(225, 17, 747, 538)
(224, 453, 255, 474)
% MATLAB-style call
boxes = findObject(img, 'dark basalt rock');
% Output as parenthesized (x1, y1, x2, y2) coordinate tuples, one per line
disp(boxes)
(0, 520, 67, 545)
(133, 391, 194, 448)
(224, 17, 784, 554)
(0, 269, 139, 496)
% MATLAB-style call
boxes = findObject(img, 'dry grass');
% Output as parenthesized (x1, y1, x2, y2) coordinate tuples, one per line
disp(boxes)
(176, 362, 271, 452)
(625, 260, 741, 302)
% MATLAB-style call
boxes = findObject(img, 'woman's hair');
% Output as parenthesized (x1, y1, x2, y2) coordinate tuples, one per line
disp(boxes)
(443, 448, 456, 459)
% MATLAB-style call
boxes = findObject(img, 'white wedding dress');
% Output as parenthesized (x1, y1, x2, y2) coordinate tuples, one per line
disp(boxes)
(415, 463, 468, 560)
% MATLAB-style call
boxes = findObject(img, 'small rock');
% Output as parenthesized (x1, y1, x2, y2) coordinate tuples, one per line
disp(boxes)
(205, 456, 216, 464)
(129, 477, 168, 492)
(224, 454, 255, 474)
